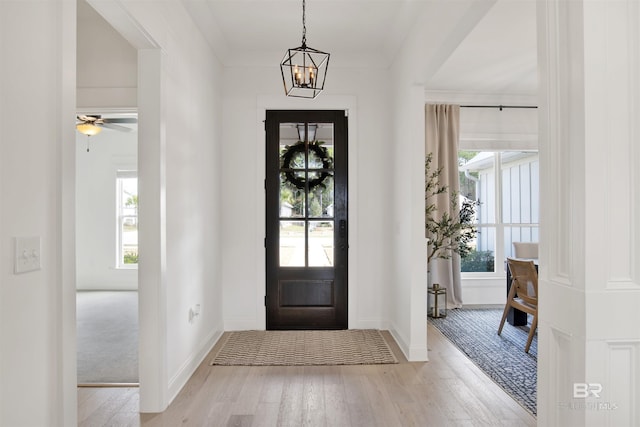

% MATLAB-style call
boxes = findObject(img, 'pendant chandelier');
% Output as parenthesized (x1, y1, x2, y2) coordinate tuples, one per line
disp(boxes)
(280, 0, 330, 99)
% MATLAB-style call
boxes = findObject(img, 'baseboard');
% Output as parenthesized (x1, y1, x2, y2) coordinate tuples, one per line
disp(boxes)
(167, 327, 224, 404)
(389, 324, 429, 362)
(224, 316, 263, 331)
(78, 382, 139, 388)
(349, 319, 389, 330)
(462, 304, 503, 309)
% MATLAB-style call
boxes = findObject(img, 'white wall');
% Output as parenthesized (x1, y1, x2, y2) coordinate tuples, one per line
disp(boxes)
(77, 0, 137, 109)
(537, 1, 640, 425)
(0, 1, 77, 425)
(220, 65, 393, 332)
(75, 127, 138, 290)
(388, 81, 428, 361)
(386, 1, 497, 361)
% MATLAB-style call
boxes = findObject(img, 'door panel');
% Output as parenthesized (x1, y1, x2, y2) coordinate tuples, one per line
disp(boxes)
(266, 110, 348, 330)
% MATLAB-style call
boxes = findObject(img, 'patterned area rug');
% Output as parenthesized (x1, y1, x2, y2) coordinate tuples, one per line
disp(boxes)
(429, 308, 537, 416)
(210, 329, 397, 366)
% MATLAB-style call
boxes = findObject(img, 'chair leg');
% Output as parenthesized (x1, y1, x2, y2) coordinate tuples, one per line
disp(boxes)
(525, 314, 538, 353)
(497, 304, 510, 335)
(498, 282, 518, 336)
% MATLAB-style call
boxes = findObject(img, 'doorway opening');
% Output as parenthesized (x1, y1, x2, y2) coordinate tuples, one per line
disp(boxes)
(75, 111, 139, 386)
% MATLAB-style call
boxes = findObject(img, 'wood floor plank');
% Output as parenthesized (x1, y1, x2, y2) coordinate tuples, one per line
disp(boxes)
(259, 366, 286, 404)
(323, 382, 351, 427)
(345, 401, 379, 427)
(300, 367, 326, 427)
(78, 387, 138, 427)
(356, 366, 405, 427)
(226, 414, 254, 427)
(275, 366, 304, 427)
(250, 403, 281, 427)
(79, 326, 536, 427)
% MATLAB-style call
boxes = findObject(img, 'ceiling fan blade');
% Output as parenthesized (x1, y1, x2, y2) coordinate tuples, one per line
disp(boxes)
(102, 118, 137, 124)
(77, 114, 100, 122)
(100, 123, 133, 132)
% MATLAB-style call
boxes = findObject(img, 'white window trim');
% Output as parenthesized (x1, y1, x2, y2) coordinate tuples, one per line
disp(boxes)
(460, 151, 539, 278)
(116, 170, 138, 269)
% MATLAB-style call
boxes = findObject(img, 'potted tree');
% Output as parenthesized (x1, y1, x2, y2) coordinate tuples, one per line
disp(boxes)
(425, 152, 478, 272)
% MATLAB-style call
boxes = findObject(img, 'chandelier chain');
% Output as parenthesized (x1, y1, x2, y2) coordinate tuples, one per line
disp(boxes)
(301, 0, 307, 45)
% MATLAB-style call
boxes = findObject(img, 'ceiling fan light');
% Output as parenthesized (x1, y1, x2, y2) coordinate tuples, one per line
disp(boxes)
(76, 123, 102, 136)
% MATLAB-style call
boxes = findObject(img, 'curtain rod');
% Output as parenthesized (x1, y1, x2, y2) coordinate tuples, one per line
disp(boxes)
(460, 105, 537, 111)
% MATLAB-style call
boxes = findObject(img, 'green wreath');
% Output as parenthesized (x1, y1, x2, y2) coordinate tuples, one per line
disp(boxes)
(281, 140, 333, 190)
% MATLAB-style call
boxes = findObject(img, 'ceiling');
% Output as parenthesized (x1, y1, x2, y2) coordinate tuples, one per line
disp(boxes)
(182, 0, 537, 97)
(426, 0, 537, 96)
(79, 0, 537, 98)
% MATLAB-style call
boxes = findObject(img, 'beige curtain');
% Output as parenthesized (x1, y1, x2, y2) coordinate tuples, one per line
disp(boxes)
(425, 104, 462, 308)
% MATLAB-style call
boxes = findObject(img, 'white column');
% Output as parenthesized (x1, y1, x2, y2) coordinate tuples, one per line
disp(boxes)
(137, 48, 169, 413)
(537, 1, 640, 425)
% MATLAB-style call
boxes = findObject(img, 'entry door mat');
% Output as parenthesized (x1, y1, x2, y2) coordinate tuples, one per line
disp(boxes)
(429, 308, 537, 416)
(210, 329, 398, 366)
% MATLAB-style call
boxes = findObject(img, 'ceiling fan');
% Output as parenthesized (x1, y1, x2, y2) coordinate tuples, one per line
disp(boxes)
(76, 114, 137, 136)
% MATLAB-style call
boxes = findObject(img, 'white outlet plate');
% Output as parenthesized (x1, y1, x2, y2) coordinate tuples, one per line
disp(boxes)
(14, 236, 41, 274)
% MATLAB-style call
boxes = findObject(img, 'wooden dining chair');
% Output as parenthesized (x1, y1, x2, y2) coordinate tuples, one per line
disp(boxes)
(499, 257, 539, 352)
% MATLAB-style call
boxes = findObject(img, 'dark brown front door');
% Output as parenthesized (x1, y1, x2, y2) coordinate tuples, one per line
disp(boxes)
(265, 110, 348, 330)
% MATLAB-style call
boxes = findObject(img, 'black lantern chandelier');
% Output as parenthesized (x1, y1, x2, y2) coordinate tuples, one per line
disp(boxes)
(280, 0, 330, 99)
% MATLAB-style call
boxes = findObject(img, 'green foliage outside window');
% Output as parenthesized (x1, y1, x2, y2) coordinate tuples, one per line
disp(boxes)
(124, 252, 138, 264)
(461, 249, 495, 272)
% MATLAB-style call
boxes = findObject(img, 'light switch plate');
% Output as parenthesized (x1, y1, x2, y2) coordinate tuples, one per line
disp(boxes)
(14, 236, 41, 274)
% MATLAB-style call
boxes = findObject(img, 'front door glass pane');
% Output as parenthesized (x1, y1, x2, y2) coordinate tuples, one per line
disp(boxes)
(309, 176, 334, 218)
(280, 220, 305, 266)
(280, 185, 305, 218)
(309, 221, 334, 266)
(278, 122, 334, 267)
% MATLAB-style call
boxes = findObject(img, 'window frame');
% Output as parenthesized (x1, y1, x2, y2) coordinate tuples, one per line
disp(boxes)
(459, 150, 539, 277)
(116, 170, 138, 269)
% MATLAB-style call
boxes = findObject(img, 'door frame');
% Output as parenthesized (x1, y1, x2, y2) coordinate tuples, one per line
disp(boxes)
(264, 109, 349, 330)
(74, 0, 166, 414)
(256, 96, 359, 330)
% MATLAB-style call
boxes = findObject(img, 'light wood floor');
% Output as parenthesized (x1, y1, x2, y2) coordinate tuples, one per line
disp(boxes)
(78, 324, 536, 427)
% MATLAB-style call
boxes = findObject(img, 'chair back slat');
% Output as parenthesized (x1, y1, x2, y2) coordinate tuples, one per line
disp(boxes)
(506, 258, 538, 307)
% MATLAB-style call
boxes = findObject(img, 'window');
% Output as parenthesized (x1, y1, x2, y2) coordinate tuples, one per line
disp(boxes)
(116, 171, 138, 268)
(459, 151, 539, 273)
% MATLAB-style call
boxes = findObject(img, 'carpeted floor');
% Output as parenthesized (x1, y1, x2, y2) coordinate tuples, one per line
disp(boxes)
(76, 291, 139, 384)
(429, 308, 537, 416)
(210, 329, 398, 366)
